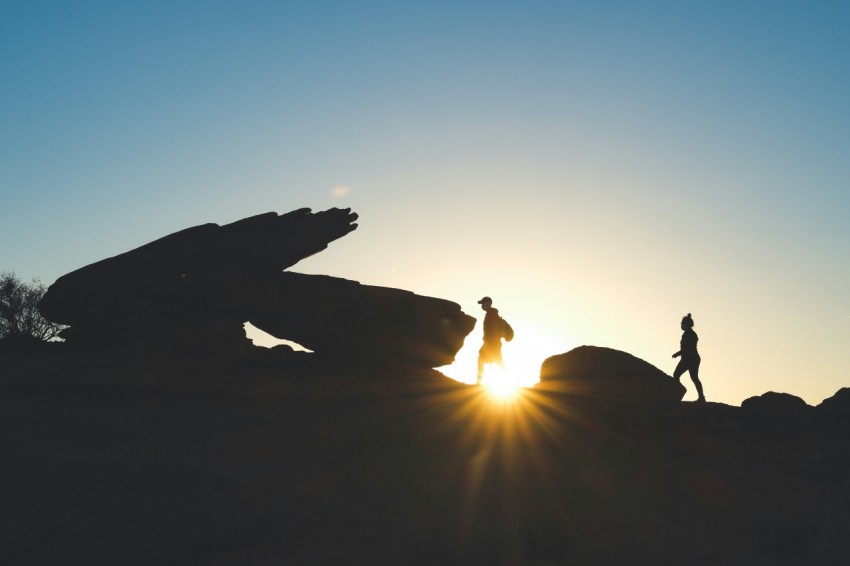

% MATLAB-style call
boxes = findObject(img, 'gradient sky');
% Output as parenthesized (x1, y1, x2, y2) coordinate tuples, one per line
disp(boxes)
(2, 1, 848, 405)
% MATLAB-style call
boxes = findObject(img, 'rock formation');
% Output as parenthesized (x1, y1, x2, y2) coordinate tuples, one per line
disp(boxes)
(814, 387, 850, 435)
(4, 323, 850, 563)
(38, 208, 475, 368)
(537, 346, 686, 418)
(10, 208, 850, 564)
(741, 391, 815, 429)
(4, 352, 850, 564)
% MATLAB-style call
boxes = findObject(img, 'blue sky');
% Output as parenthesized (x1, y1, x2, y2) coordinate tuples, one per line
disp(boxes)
(2, 1, 848, 404)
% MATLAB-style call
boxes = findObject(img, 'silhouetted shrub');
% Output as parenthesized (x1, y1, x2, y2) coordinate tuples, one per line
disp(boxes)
(0, 271, 64, 341)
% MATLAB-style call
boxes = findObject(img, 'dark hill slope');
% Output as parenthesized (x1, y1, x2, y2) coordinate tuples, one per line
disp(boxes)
(1, 353, 849, 565)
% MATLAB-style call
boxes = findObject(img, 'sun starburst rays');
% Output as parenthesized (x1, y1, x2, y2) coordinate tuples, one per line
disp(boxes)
(403, 373, 591, 553)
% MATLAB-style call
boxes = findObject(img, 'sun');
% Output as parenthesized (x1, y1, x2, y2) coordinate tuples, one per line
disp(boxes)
(482, 364, 521, 400)
(439, 317, 569, 395)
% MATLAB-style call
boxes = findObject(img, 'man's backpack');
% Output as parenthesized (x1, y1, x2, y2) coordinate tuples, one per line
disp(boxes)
(501, 317, 514, 342)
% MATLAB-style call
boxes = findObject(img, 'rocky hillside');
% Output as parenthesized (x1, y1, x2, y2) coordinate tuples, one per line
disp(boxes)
(3, 209, 847, 564)
(1, 345, 848, 565)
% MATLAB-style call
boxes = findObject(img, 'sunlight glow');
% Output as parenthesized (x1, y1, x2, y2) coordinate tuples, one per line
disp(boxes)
(483, 365, 521, 401)
(331, 185, 350, 198)
(440, 317, 570, 391)
(243, 322, 313, 352)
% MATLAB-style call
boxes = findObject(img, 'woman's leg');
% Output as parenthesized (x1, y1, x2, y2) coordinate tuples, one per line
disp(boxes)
(690, 359, 705, 401)
(673, 359, 688, 380)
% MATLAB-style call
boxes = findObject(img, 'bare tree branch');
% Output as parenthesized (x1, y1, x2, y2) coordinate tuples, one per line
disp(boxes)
(0, 272, 65, 342)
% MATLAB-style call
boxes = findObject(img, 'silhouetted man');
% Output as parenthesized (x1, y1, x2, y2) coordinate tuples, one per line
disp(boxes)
(477, 296, 505, 384)
(672, 313, 706, 402)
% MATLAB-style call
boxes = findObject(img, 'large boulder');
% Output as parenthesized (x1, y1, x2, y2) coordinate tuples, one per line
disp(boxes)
(815, 388, 850, 435)
(537, 346, 686, 418)
(741, 392, 814, 429)
(38, 208, 474, 368)
(247, 272, 473, 368)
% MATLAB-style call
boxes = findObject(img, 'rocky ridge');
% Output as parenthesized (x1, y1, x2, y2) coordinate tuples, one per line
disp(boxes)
(38, 208, 474, 368)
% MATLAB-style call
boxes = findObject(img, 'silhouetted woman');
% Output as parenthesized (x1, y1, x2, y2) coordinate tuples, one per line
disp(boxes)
(672, 313, 706, 402)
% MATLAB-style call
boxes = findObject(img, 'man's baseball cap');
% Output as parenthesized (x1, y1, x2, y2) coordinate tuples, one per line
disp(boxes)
(477, 296, 493, 305)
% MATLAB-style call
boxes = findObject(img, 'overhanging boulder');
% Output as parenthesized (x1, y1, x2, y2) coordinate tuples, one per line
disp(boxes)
(248, 272, 473, 368)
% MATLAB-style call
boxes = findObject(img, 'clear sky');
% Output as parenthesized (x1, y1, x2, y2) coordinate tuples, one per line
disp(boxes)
(2, 1, 848, 405)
